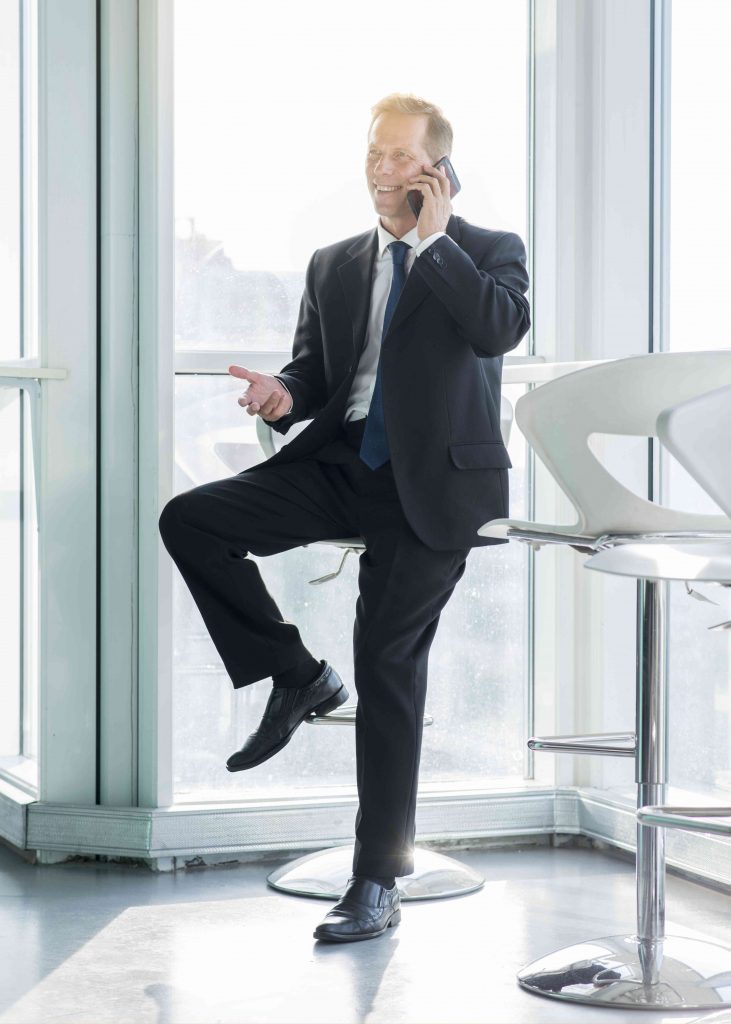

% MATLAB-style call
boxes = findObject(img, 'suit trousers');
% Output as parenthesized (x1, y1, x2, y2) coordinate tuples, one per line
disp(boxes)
(158, 416, 470, 878)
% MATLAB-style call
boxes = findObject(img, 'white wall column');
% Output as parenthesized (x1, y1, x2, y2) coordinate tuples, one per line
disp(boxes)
(37, 0, 98, 815)
(137, 0, 174, 809)
(99, 0, 140, 807)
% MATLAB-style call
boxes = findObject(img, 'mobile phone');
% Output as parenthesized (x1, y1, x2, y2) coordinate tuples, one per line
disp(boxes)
(407, 155, 461, 218)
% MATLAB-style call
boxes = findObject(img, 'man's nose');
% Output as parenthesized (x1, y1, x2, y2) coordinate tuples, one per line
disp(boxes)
(374, 156, 395, 176)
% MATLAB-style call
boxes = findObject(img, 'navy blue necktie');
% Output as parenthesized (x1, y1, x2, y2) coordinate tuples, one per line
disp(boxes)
(359, 240, 411, 469)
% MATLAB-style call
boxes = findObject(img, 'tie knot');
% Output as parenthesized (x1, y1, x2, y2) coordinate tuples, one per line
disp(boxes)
(388, 240, 411, 266)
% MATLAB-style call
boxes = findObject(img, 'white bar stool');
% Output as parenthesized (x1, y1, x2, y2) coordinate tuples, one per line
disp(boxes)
(585, 381, 731, 1013)
(216, 397, 511, 901)
(478, 352, 731, 1008)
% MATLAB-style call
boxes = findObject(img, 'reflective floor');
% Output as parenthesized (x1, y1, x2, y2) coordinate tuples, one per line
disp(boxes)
(0, 839, 730, 1023)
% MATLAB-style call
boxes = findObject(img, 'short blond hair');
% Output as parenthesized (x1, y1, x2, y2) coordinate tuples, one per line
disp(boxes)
(369, 93, 453, 162)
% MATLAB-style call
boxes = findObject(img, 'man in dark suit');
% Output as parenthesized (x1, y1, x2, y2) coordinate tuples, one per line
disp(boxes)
(159, 93, 530, 942)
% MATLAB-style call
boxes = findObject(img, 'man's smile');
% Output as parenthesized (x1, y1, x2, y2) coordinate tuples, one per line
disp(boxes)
(374, 183, 402, 192)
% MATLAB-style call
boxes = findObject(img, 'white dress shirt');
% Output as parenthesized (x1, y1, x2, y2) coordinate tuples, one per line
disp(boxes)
(274, 223, 446, 421)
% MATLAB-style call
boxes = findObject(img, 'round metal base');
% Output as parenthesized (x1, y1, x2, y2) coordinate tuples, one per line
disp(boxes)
(518, 934, 731, 1009)
(266, 843, 484, 901)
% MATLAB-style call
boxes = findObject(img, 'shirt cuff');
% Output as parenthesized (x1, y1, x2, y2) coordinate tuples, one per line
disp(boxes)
(415, 231, 447, 257)
(273, 376, 294, 415)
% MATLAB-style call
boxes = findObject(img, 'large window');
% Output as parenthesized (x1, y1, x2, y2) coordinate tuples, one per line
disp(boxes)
(0, 0, 39, 793)
(665, 0, 731, 799)
(172, 0, 530, 802)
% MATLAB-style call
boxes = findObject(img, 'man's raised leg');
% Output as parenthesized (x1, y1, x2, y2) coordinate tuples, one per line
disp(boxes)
(158, 457, 356, 768)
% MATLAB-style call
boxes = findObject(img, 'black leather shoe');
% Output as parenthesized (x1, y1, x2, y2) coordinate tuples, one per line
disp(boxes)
(313, 876, 401, 943)
(226, 661, 348, 772)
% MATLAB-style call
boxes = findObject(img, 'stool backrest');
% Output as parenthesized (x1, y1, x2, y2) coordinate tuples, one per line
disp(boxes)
(515, 351, 731, 536)
(657, 380, 731, 518)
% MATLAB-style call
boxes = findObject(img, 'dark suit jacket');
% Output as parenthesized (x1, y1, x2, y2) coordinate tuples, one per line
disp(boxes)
(262, 213, 531, 551)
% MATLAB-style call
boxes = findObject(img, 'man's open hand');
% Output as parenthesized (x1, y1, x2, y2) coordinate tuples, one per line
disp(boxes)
(228, 365, 293, 421)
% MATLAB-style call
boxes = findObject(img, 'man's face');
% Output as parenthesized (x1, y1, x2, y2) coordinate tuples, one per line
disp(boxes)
(365, 112, 435, 223)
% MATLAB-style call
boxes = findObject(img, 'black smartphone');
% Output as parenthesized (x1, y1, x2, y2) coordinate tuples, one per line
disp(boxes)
(407, 155, 461, 218)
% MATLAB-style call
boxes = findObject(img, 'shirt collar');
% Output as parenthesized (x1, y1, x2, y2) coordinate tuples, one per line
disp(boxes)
(376, 220, 421, 257)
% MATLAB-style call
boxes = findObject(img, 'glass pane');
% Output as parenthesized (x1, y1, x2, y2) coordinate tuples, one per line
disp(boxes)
(0, 389, 21, 755)
(21, 387, 38, 763)
(665, 0, 731, 799)
(172, 0, 530, 801)
(174, 0, 529, 354)
(0, 386, 38, 781)
(171, 377, 530, 802)
(668, 0, 731, 356)
(0, 0, 21, 361)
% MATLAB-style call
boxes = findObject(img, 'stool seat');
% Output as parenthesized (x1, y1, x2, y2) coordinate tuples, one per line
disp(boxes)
(311, 537, 363, 548)
(585, 538, 731, 582)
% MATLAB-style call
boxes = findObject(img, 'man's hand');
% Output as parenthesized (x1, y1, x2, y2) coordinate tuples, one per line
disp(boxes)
(228, 365, 293, 421)
(409, 162, 452, 240)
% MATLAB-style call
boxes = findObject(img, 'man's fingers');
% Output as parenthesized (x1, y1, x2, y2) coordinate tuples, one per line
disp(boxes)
(233, 371, 290, 420)
(228, 364, 259, 383)
(409, 178, 438, 201)
(408, 181, 432, 202)
(435, 165, 451, 197)
(261, 394, 290, 423)
(411, 172, 441, 197)
(258, 390, 282, 417)
(238, 384, 288, 419)
(273, 391, 293, 418)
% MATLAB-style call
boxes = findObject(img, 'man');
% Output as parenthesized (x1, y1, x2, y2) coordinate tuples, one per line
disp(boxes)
(159, 93, 530, 943)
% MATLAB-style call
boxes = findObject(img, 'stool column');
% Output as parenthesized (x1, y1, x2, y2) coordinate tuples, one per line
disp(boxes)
(635, 578, 669, 982)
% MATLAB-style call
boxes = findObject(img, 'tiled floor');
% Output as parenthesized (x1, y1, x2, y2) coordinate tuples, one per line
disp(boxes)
(0, 839, 730, 1023)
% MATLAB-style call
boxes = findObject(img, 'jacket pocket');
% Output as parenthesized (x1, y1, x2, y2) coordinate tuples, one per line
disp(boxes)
(448, 441, 512, 470)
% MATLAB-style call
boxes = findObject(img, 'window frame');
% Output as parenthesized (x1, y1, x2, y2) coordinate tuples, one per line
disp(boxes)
(0, 0, 98, 861)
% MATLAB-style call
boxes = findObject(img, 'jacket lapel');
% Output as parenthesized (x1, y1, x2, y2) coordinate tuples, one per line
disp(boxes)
(382, 214, 463, 340)
(337, 229, 378, 360)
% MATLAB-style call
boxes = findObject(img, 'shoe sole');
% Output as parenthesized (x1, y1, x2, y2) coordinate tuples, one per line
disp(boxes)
(226, 683, 349, 772)
(313, 908, 401, 942)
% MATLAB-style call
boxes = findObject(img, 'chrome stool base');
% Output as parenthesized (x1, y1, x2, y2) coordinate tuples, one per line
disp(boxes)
(266, 843, 485, 901)
(518, 933, 731, 1009)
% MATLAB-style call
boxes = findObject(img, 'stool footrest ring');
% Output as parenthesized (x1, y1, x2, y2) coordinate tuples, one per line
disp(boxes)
(528, 731, 636, 757)
(305, 704, 434, 727)
(637, 804, 731, 835)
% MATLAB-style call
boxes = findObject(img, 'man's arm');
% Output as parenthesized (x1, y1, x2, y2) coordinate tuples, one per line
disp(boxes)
(267, 249, 328, 435)
(412, 230, 531, 358)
